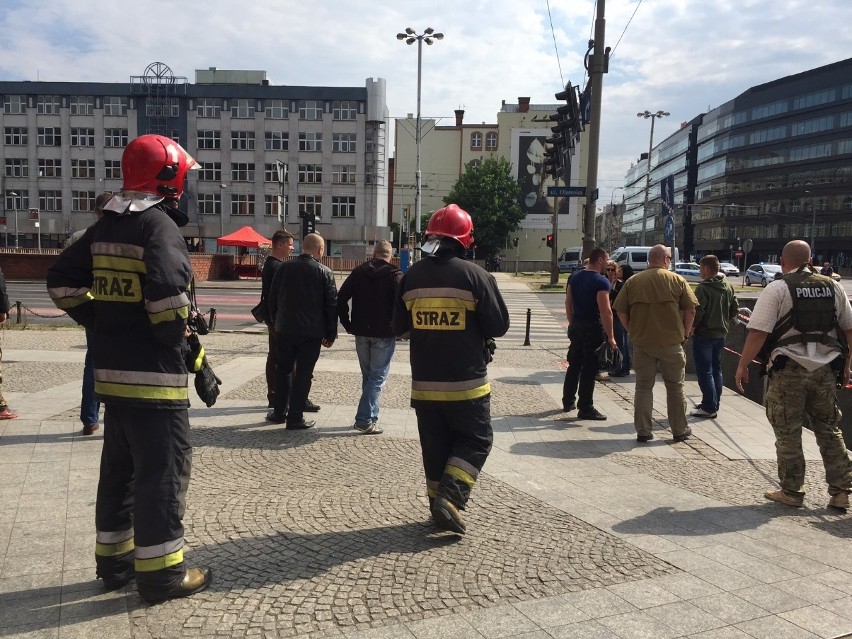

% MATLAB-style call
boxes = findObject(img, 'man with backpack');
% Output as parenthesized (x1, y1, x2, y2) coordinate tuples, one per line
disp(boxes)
(735, 240, 852, 510)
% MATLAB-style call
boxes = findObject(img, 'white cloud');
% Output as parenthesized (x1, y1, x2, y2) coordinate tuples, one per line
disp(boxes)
(1, 0, 850, 205)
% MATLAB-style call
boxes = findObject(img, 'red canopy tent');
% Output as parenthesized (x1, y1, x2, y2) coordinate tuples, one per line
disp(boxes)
(216, 225, 271, 248)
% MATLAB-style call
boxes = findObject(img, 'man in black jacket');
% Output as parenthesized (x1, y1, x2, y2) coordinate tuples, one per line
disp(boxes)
(337, 240, 402, 434)
(267, 233, 337, 429)
(260, 229, 294, 407)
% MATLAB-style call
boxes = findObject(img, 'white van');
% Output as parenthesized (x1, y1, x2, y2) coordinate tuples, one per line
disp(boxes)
(610, 246, 679, 272)
(557, 246, 584, 273)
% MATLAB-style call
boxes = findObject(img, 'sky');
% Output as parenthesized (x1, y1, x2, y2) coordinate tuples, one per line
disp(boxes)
(1, 0, 850, 208)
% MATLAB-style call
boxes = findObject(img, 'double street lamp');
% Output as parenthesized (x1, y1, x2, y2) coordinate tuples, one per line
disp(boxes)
(397, 26, 443, 261)
(9, 191, 19, 249)
(637, 109, 669, 245)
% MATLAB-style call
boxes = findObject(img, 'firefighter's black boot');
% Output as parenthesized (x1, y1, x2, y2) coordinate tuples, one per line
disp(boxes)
(96, 552, 135, 591)
(431, 496, 466, 534)
(138, 566, 213, 604)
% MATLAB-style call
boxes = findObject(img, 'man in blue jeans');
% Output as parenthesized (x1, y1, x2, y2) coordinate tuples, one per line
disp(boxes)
(691, 254, 739, 418)
(562, 247, 617, 420)
(337, 240, 403, 434)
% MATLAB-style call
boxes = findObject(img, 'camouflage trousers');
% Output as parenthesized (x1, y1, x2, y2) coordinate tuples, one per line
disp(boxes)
(765, 360, 852, 497)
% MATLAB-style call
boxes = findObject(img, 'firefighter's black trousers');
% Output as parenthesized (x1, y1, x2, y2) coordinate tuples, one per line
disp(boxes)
(415, 396, 493, 509)
(95, 404, 192, 594)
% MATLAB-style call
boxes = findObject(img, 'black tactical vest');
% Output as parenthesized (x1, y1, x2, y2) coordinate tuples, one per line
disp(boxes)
(769, 266, 842, 352)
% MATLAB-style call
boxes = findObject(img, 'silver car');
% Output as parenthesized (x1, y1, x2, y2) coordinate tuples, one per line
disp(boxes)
(719, 262, 740, 277)
(745, 263, 782, 286)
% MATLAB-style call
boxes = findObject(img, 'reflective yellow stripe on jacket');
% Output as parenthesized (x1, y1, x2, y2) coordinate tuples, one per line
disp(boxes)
(47, 286, 93, 310)
(94, 369, 189, 402)
(410, 377, 491, 402)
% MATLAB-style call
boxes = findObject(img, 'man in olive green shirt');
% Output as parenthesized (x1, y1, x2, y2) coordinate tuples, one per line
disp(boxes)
(614, 245, 698, 443)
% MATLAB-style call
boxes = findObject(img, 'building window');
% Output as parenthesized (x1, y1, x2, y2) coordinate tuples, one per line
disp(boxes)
(265, 131, 288, 151)
(231, 162, 255, 182)
(197, 129, 221, 150)
(198, 193, 221, 215)
(332, 101, 358, 120)
(70, 96, 94, 115)
(332, 165, 356, 184)
(39, 190, 62, 212)
(486, 131, 498, 150)
(264, 99, 289, 119)
(71, 127, 95, 147)
(38, 158, 62, 178)
(264, 194, 283, 217)
(470, 132, 482, 150)
(469, 159, 481, 170)
(199, 162, 222, 182)
(264, 163, 278, 182)
(3, 95, 26, 114)
(298, 100, 323, 120)
(298, 164, 322, 184)
(145, 98, 180, 118)
(298, 132, 322, 152)
(38, 127, 61, 146)
(197, 98, 222, 118)
(103, 96, 128, 116)
(4, 127, 27, 145)
(231, 193, 254, 216)
(36, 95, 62, 114)
(230, 99, 255, 118)
(104, 128, 129, 148)
(4, 158, 28, 178)
(71, 159, 95, 179)
(332, 196, 356, 218)
(298, 195, 321, 218)
(332, 133, 356, 152)
(105, 160, 122, 180)
(5, 190, 28, 211)
(72, 191, 96, 212)
(231, 130, 255, 151)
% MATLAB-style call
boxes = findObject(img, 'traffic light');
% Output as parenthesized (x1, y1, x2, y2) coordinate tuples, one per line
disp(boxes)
(302, 212, 316, 237)
(512, 237, 518, 248)
(546, 234, 554, 248)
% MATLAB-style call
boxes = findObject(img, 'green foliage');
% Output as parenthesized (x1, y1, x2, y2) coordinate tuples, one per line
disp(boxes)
(444, 157, 523, 257)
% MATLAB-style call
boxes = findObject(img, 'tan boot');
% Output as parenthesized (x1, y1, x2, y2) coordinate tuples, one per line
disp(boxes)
(828, 492, 849, 510)
(764, 490, 803, 507)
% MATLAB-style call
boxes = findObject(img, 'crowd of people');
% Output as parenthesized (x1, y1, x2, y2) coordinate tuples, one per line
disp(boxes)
(0, 132, 846, 606)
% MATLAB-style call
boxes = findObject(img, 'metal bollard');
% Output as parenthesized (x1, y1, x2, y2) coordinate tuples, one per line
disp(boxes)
(15, 300, 21, 324)
(208, 308, 217, 331)
(523, 308, 531, 346)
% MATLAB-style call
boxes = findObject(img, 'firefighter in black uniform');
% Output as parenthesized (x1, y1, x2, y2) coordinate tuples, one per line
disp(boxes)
(392, 204, 510, 534)
(47, 134, 212, 603)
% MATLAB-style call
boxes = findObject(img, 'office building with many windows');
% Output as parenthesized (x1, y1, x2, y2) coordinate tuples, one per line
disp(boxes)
(0, 63, 389, 254)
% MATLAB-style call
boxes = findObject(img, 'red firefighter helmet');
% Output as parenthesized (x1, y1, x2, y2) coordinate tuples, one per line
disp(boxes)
(425, 204, 474, 249)
(121, 134, 198, 199)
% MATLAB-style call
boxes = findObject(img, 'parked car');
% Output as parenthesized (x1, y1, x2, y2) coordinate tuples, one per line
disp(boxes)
(610, 246, 680, 272)
(674, 262, 702, 282)
(557, 247, 583, 273)
(719, 262, 740, 277)
(745, 263, 783, 286)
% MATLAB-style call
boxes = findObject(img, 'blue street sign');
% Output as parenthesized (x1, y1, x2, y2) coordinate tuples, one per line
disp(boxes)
(664, 215, 674, 244)
(547, 186, 587, 197)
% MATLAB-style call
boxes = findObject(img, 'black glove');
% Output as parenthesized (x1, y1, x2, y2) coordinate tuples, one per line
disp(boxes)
(185, 333, 204, 373)
(485, 338, 497, 363)
(195, 362, 222, 407)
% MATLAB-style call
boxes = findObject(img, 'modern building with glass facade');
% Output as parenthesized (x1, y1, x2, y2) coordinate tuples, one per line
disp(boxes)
(0, 63, 389, 254)
(621, 57, 852, 267)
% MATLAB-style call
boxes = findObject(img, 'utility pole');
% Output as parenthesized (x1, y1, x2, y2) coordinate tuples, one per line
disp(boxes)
(582, 0, 608, 260)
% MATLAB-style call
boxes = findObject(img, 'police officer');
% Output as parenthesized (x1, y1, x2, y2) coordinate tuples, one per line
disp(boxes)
(47, 134, 212, 601)
(392, 204, 510, 533)
(735, 240, 852, 510)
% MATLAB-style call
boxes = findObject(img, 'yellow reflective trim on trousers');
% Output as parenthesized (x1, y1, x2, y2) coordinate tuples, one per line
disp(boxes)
(95, 381, 189, 401)
(148, 305, 190, 325)
(135, 548, 184, 572)
(92, 255, 146, 273)
(95, 538, 135, 557)
(445, 464, 476, 487)
(404, 297, 476, 311)
(411, 383, 490, 402)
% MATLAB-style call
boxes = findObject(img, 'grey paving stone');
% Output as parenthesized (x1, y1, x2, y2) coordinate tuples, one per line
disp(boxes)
(732, 584, 812, 615)
(690, 566, 763, 592)
(512, 595, 589, 628)
(734, 614, 821, 638)
(596, 610, 681, 639)
(652, 573, 723, 600)
(462, 603, 539, 637)
(342, 623, 417, 639)
(642, 600, 727, 635)
(771, 577, 847, 605)
(690, 592, 768, 624)
(548, 619, 621, 639)
(817, 596, 852, 622)
(727, 558, 802, 584)
(406, 615, 483, 639)
(0, 593, 60, 628)
(689, 627, 753, 639)
(778, 604, 852, 639)
(605, 580, 681, 610)
(811, 569, 852, 595)
(562, 587, 638, 619)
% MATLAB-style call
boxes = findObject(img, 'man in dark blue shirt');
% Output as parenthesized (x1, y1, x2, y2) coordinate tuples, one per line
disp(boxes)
(562, 247, 617, 420)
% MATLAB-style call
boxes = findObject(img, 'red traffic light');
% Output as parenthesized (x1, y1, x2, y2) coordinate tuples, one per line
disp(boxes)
(546, 234, 554, 248)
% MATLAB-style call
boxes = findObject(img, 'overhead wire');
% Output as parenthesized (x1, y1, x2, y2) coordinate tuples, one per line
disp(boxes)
(609, 0, 644, 60)
(545, 0, 565, 86)
(582, 0, 597, 87)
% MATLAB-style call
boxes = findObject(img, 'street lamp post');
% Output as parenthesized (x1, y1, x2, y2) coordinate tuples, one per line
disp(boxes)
(804, 190, 816, 258)
(397, 26, 443, 262)
(637, 109, 669, 245)
(10, 191, 19, 250)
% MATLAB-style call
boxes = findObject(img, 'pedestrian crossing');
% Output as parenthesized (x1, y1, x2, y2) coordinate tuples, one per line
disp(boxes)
(500, 291, 567, 343)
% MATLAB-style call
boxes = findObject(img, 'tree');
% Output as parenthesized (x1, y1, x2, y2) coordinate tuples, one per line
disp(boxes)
(444, 157, 523, 257)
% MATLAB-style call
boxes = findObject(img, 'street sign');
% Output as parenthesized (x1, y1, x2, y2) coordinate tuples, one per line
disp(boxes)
(547, 186, 586, 197)
(664, 215, 674, 244)
(742, 238, 753, 254)
(735, 250, 744, 258)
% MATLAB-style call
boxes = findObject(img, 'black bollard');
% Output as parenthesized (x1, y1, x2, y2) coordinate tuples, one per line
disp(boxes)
(208, 308, 217, 331)
(15, 300, 21, 324)
(523, 308, 531, 346)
